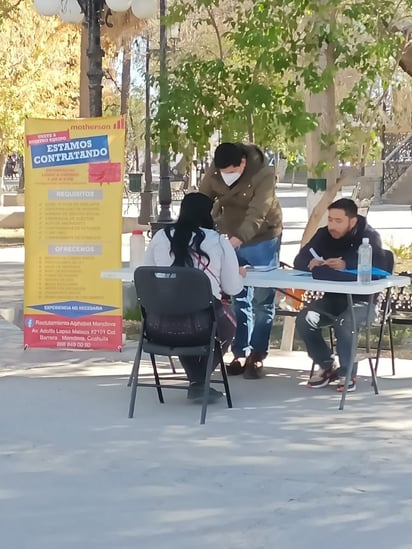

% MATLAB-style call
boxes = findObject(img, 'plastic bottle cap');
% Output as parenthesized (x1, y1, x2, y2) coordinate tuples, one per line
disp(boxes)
(132, 230, 143, 235)
(362, 237, 369, 244)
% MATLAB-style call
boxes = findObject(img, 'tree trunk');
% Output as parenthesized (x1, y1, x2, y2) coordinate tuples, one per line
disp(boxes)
(0, 152, 5, 182)
(18, 156, 24, 191)
(246, 110, 255, 143)
(300, 167, 357, 247)
(120, 39, 131, 116)
(305, 38, 338, 235)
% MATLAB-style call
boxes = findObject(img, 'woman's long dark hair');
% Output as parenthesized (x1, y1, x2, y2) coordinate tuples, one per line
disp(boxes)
(165, 193, 214, 268)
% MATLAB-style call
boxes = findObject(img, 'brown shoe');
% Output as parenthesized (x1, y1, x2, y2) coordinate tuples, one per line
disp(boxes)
(243, 353, 265, 379)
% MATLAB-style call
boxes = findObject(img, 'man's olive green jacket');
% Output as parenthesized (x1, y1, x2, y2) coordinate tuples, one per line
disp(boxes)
(199, 144, 283, 244)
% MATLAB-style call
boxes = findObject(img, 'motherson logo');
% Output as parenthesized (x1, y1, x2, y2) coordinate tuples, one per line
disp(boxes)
(70, 123, 111, 130)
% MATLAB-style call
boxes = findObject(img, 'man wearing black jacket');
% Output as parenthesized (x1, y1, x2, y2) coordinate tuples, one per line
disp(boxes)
(294, 198, 388, 392)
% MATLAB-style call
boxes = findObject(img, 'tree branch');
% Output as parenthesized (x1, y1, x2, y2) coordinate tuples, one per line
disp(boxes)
(206, 6, 224, 60)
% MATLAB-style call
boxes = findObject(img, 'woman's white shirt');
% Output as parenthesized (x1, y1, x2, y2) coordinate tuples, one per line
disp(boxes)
(143, 228, 243, 300)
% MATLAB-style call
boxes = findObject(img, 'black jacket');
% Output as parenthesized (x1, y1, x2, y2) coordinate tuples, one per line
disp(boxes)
(294, 215, 388, 273)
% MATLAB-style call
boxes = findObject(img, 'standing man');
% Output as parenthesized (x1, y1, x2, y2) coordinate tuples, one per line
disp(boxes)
(199, 142, 283, 379)
(294, 198, 390, 392)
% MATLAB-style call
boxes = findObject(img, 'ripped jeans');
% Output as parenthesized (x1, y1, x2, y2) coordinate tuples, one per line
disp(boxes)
(296, 294, 376, 376)
(232, 237, 281, 358)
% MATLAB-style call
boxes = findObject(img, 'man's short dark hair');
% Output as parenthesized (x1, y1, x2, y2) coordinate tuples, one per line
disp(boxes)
(214, 142, 244, 169)
(328, 198, 358, 218)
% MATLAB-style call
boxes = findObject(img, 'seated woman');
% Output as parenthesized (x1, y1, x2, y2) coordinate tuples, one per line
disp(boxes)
(143, 192, 245, 403)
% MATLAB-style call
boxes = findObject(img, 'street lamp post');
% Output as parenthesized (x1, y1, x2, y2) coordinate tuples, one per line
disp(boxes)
(34, 0, 171, 228)
(156, 0, 172, 224)
(33, 0, 145, 117)
(149, 0, 174, 233)
(138, 15, 179, 227)
(78, 0, 105, 117)
(138, 35, 155, 225)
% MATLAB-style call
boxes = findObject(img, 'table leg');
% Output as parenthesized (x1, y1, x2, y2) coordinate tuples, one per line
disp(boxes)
(339, 294, 356, 410)
(339, 294, 378, 410)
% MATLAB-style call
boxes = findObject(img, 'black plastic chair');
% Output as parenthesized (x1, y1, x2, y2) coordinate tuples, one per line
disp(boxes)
(373, 250, 395, 374)
(375, 265, 412, 376)
(128, 266, 232, 424)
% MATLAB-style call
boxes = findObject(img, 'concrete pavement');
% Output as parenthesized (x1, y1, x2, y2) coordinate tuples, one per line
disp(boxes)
(0, 186, 412, 548)
(1, 323, 412, 548)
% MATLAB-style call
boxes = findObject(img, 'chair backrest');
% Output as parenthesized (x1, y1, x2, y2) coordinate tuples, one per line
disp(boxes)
(382, 249, 395, 274)
(134, 266, 216, 346)
(134, 266, 214, 314)
(376, 249, 395, 322)
(389, 270, 412, 317)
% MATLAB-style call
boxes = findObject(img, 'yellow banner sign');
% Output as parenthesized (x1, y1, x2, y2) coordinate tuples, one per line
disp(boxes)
(24, 117, 125, 350)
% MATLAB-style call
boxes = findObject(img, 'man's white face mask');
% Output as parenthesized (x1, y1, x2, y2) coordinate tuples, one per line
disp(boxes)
(220, 171, 241, 186)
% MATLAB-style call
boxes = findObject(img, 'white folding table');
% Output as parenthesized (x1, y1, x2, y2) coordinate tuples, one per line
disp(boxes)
(101, 267, 410, 409)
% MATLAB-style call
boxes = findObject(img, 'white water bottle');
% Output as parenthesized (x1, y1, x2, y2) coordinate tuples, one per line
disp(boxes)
(130, 230, 145, 270)
(357, 237, 372, 283)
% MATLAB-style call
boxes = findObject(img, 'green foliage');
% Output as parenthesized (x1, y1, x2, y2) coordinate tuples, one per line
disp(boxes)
(123, 306, 142, 322)
(158, 0, 411, 162)
(386, 242, 412, 260)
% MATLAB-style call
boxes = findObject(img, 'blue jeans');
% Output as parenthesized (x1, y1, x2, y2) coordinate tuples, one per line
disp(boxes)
(232, 237, 281, 358)
(296, 295, 376, 376)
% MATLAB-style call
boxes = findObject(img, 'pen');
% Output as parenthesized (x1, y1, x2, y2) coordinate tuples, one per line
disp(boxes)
(309, 248, 323, 260)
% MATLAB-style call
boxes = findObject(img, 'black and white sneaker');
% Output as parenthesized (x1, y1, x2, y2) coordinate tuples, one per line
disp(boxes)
(307, 365, 339, 389)
(337, 376, 357, 393)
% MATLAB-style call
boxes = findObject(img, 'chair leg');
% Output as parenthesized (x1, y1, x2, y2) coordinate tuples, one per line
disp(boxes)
(169, 356, 177, 374)
(127, 334, 143, 387)
(128, 341, 143, 418)
(388, 317, 396, 376)
(368, 357, 379, 394)
(127, 368, 134, 387)
(375, 289, 392, 376)
(310, 361, 315, 378)
(200, 353, 215, 425)
(374, 317, 386, 375)
(150, 354, 164, 403)
(218, 341, 232, 408)
(329, 326, 334, 354)
(200, 330, 218, 425)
